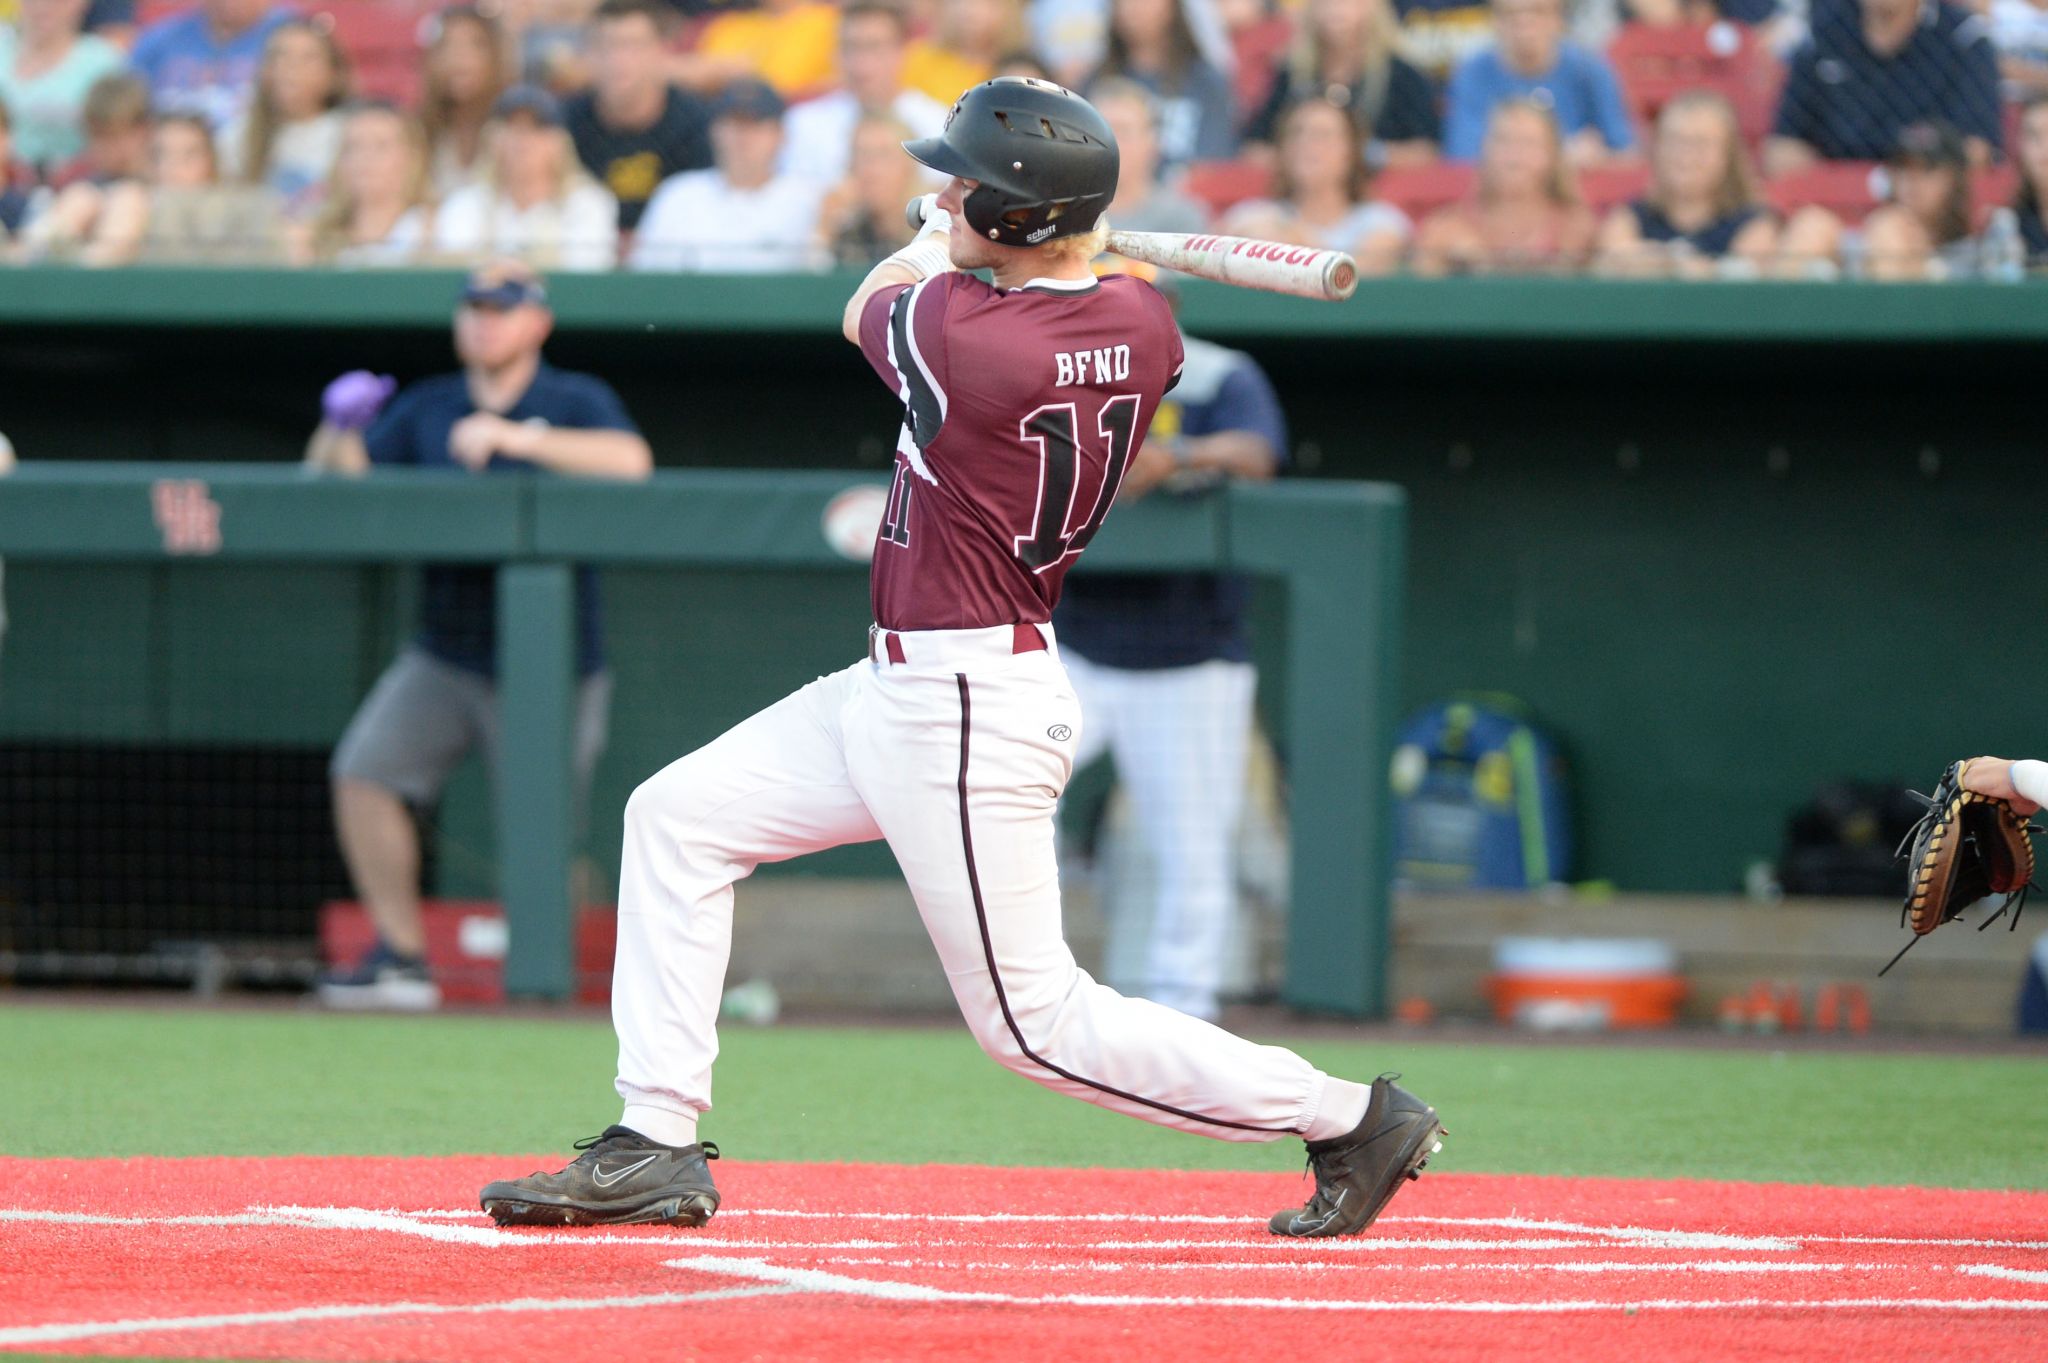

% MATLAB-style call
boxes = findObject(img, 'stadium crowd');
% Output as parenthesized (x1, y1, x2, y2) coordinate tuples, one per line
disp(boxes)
(0, 0, 2043, 277)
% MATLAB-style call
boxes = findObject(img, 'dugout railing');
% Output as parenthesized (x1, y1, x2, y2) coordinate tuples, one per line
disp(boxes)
(0, 465, 1405, 1015)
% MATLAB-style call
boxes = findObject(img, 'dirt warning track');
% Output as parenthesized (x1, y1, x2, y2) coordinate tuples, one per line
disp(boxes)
(3, 1157, 2045, 1363)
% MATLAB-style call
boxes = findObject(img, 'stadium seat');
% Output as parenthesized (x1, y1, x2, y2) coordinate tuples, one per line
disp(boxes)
(1230, 15, 1294, 120)
(312, 3, 427, 107)
(1765, 161, 1884, 222)
(1577, 162, 1652, 212)
(1373, 162, 1477, 222)
(1608, 21, 1783, 146)
(1181, 158, 1275, 216)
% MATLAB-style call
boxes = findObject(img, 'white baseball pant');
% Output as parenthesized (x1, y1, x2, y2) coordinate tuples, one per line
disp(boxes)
(1064, 652, 1257, 1021)
(610, 624, 1344, 1146)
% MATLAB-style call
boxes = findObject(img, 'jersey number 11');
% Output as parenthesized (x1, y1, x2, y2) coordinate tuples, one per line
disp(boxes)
(1014, 394, 1142, 574)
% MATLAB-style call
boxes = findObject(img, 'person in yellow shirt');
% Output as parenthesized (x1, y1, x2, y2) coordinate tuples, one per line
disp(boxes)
(673, 0, 840, 97)
(900, 0, 1024, 104)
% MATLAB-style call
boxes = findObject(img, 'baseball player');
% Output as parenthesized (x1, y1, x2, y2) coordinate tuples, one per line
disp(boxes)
(480, 77, 1443, 1239)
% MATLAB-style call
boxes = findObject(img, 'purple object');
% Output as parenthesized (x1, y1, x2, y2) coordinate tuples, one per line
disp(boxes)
(322, 371, 398, 431)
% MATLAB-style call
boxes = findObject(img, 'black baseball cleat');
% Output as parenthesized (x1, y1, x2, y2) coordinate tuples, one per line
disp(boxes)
(480, 1126, 721, 1228)
(1268, 1074, 1444, 1238)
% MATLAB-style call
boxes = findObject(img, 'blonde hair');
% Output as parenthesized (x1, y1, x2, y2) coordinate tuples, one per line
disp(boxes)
(309, 102, 433, 261)
(1649, 90, 1761, 221)
(1479, 97, 1579, 209)
(1286, 0, 1400, 135)
(1043, 221, 1111, 264)
(239, 19, 351, 186)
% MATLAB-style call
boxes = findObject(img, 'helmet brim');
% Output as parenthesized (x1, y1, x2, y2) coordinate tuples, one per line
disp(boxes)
(902, 135, 979, 182)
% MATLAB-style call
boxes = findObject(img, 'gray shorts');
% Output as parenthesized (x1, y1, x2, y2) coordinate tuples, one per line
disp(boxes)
(332, 646, 611, 818)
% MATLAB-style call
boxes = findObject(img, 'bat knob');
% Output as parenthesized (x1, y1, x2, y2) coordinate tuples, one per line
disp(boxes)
(906, 194, 937, 230)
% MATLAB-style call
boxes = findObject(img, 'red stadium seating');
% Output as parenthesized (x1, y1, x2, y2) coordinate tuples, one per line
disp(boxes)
(1765, 161, 1885, 221)
(1576, 162, 1652, 212)
(1181, 158, 1275, 215)
(1372, 162, 1476, 221)
(312, 3, 427, 107)
(1231, 15, 1294, 120)
(1608, 21, 1783, 146)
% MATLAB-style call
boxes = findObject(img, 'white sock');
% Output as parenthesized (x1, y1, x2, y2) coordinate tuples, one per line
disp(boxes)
(1303, 1077, 1373, 1142)
(620, 1104, 698, 1148)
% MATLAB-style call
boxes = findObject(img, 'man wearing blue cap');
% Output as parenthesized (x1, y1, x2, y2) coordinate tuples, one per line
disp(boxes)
(627, 77, 829, 272)
(305, 260, 654, 1010)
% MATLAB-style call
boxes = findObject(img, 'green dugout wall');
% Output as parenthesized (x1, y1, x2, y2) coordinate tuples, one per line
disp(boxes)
(0, 269, 2043, 902)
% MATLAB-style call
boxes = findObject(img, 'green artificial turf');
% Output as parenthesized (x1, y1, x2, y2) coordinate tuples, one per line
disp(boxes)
(4, 1004, 2046, 1189)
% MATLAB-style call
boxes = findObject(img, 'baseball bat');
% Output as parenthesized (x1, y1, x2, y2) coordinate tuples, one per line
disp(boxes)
(905, 196, 1357, 303)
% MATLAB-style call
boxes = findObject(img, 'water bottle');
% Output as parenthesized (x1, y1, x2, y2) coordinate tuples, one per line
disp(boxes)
(1980, 206, 2025, 283)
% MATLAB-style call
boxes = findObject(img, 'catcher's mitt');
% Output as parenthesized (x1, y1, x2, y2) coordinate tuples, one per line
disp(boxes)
(1881, 759, 2040, 975)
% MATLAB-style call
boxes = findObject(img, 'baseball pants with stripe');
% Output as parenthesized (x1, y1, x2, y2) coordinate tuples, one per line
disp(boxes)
(610, 623, 1340, 1144)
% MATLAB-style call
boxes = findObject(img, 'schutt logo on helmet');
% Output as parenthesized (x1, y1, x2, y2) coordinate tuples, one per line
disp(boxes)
(904, 78, 1120, 248)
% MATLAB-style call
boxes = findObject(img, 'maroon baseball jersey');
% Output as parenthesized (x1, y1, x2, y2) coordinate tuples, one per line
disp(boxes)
(857, 271, 1185, 632)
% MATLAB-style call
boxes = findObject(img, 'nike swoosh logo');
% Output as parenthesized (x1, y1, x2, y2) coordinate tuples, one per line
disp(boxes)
(591, 1154, 659, 1188)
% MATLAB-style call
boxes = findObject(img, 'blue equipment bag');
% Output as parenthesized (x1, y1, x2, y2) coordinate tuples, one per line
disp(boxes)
(1391, 696, 1572, 891)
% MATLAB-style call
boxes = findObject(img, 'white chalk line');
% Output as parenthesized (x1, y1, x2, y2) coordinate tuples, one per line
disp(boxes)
(1961, 1265, 2048, 1285)
(666, 1254, 2048, 1314)
(819, 1257, 1904, 1275)
(0, 1284, 799, 1348)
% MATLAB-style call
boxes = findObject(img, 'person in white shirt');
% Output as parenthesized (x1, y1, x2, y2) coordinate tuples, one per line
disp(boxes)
(629, 78, 828, 273)
(434, 84, 620, 272)
(215, 18, 349, 217)
(779, 0, 947, 187)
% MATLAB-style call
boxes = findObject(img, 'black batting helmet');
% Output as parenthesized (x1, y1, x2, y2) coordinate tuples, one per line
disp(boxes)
(903, 77, 1119, 247)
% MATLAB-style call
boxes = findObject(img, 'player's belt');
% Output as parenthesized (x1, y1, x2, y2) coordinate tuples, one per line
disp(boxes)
(869, 623, 1048, 667)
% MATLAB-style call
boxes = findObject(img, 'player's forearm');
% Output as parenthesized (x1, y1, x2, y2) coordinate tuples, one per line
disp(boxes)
(522, 428, 654, 480)
(1178, 432, 1278, 480)
(842, 261, 924, 344)
(2013, 760, 2048, 808)
(304, 423, 369, 476)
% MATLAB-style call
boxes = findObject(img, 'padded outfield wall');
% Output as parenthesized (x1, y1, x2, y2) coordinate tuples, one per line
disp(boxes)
(1, 269, 2042, 897)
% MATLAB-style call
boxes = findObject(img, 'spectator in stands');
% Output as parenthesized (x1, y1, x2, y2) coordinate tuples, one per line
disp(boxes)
(629, 77, 828, 270)
(1765, 0, 2001, 174)
(434, 85, 620, 270)
(0, 0, 125, 174)
(0, 101, 34, 239)
(904, 0, 1024, 101)
(813, 110, 919, 263)
(423, 4, 514, 196)
(1414, 96, 1595, 270)
(129, 0, 295, 129)
(11, 69, 142, 256)
(782, 0, 947, 185)
(1444, 0, 1637, 165)
(674, 0, 840, 98)
(295, 101, 433, 265)
(1097, 77, 1208, 229)
(1054, 265, 1285, 1025)
(20, 108, 282, 262)
(1086, 0, 1238, 172)
(1595, 90, 1778, 275)
(1395, 0, 1495, 84)
(1992, 0, 2048, 100)
(1243, 0, 1440, 168)
(217, 18, 349, 216)
(306, 260, 653, 1012)
(501, 0, 600, 93)
(563, 0, 713, 233)
(1860, 119, 1990, 276)
(1774, 118, 1997, 276)
(2016, 93, 2048, 259)
(1222, 94, 1410, 269)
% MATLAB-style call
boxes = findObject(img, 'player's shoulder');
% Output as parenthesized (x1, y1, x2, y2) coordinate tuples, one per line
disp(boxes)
(532, 364, 623, 404)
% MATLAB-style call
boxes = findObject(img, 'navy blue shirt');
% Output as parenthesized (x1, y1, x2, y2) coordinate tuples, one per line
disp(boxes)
(1055, 337, 1288, 671)
(364, 362, 638, 678)
(1629, 200, 1768, 257)
(1773, 0, 2002, 160)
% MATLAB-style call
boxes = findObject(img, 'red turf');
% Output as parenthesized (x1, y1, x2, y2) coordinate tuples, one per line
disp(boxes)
(2, 1157, 2045, 1363)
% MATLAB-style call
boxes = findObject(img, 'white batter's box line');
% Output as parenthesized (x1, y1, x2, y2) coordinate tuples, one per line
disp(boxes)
(663, 1255, 2048, 1314)
(0, 1285, 800, 1349)
(818, 1257, 1915, 1275)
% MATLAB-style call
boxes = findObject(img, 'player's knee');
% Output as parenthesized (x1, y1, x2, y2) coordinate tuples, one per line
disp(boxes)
(958, 963, 1082, 1073)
